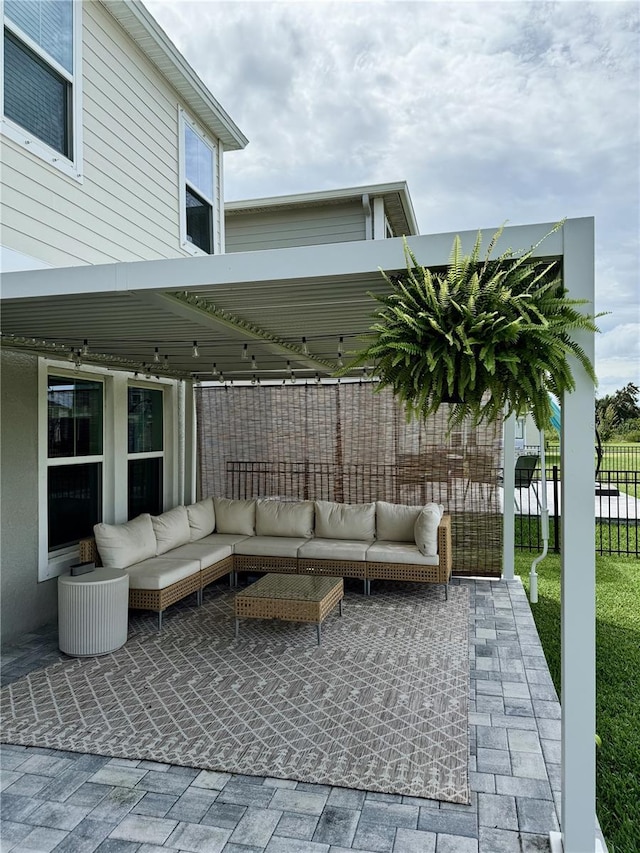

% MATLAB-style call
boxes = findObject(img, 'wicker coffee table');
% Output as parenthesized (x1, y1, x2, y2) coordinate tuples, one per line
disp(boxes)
(234, 574, 343, 645)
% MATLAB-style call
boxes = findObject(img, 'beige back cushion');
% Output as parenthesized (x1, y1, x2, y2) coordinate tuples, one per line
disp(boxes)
(151, 506, 191, 555)
(376, 501, 423, 542)
(414, 503, 444, 556)
(256, 500, 314, 538)
(315, 500, 376, 541)
(187, 497, 216, 541)
(94, 513, 156, 569)
(214, 498, 256, 535)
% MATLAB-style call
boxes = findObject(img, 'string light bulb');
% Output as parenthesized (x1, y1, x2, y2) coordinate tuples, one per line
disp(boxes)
(302, 336, 309, 355)
(212, 362, 218, 378)
(192, 341, 199, 358)
(251, 354, 258, 371)
(153, 347, 160, 363)
(251, 374, 257, 386)
(337, 336, 344, 368)
(82, 339, 89, 355)
(242, 343, 249, 360)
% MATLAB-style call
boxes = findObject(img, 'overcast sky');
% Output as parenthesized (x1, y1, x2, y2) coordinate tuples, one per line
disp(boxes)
(146, 0, 639, 399)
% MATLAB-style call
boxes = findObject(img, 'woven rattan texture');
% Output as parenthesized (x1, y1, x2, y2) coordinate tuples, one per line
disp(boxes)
(235, 576, 343, 625)
(1, 583, 470, 803)
(298, 557, 368, 580)
(202, 555, 234, 588)
(128, 573, 201, 612)
(234, 554, 298, 574)
(196, 383, 502, 576)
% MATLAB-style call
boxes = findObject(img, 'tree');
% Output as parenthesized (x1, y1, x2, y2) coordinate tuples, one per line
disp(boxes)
(595, 383, 640, 440)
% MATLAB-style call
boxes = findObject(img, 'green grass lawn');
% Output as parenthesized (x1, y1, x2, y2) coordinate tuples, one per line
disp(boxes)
(516, 552, 640, 853)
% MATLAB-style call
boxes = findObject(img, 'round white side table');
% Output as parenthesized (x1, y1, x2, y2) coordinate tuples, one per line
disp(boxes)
(58, 568, 129, 656)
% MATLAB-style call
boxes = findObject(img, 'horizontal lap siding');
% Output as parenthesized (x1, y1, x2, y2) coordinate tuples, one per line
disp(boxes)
(225, 203, 366, 252)
(1, 3, 222, 266)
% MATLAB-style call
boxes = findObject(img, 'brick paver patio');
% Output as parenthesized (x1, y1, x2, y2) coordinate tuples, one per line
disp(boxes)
(1, 577, 565, 853)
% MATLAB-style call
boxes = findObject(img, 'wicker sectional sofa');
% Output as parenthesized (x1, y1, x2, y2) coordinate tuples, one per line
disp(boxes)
(80, 497, 452, 630)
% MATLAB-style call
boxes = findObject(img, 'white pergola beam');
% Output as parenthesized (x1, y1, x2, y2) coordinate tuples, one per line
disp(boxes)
(0, 222, 564, 301)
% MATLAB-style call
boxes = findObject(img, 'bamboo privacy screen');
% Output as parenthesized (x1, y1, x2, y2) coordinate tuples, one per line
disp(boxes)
(195, 382, 503, 576)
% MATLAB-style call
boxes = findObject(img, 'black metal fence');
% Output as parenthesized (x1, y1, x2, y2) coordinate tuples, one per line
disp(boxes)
(514, 451, 639, 557)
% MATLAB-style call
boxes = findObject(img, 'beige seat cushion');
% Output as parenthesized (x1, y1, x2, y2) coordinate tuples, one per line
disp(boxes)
(152, 506, 191, 555)
(186, 497, 216, 541)
(197, 533, 251, 549)
(414, 503, 444, 556)
(298, 538, 371, 561)
(94, 513, 156, 570)
(367, 541, 439, 566)
(165, 541, 233, 568)
(315, 500, 375, 541)
(234, 536, 310, 559)
(214, 498, 256, 535)
(125, 556, 200, 590)
(256, 499, 314, 538)
(376, 501, 423, 542)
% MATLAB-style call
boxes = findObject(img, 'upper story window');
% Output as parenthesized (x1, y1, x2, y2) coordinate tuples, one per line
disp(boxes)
(179, 109, 215, 254)
(2, 0, 82, 181)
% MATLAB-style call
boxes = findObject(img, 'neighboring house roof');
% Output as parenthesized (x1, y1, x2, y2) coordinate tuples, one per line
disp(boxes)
(102, 1, 248, 151)
(225, 182, 420, 237)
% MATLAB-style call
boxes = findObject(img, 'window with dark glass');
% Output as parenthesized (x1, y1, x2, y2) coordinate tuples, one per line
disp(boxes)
(47, 375, 103, 551)
(184, 121, 214, 253)
(48, 463, 101, 549)
(3, 0, 74, 159)
(48, 377, 103, 458)
(128, 387, 163, 519)
(186, 186, 212, 253)
(128, 458, 163, 519)
(128, 387, 163, 453)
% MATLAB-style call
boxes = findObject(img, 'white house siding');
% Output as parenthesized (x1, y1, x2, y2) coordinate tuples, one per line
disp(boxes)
(0, 2, 222, 267)
(225, 202, 366, 252)
(0, 351, 57, 643)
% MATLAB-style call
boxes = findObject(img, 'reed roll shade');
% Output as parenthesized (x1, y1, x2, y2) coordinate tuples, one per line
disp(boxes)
(195, 382, 503, 576)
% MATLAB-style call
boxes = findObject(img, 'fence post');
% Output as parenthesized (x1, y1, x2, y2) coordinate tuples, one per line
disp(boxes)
(553, 465, 560, 553)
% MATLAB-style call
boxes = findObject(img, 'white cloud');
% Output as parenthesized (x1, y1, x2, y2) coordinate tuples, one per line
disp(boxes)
(146, 0, 639, 395)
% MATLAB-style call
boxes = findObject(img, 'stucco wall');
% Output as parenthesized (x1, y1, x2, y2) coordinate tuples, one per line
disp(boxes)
(1, 350, 57, 643)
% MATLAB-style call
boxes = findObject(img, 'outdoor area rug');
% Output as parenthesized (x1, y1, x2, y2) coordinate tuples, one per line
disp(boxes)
(0, 582, 470, 804)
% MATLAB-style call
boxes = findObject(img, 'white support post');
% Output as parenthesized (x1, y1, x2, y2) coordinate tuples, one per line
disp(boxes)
(558, 217, 596, 853)
(502, 413, 516, 580)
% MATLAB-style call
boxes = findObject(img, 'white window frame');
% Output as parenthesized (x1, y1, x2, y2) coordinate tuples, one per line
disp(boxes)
(39, 364, 107, 581)
(178, 107, 216, 256)
(1, 0, 83, 183)
(38, 360, 179, 581)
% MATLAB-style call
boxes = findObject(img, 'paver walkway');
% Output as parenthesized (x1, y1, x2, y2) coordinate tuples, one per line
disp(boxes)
(1, 577, 564, 853)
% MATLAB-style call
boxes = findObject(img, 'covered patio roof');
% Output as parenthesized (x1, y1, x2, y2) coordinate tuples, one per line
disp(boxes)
(0, 222, 564, 382)
(0, 217, 599, 851)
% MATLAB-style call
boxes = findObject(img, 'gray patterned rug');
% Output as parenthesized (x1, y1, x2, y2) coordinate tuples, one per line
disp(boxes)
(1, 582, 470, 803)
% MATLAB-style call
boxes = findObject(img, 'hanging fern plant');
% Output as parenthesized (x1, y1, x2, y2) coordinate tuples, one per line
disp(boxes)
(347, 222, 600, 430)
